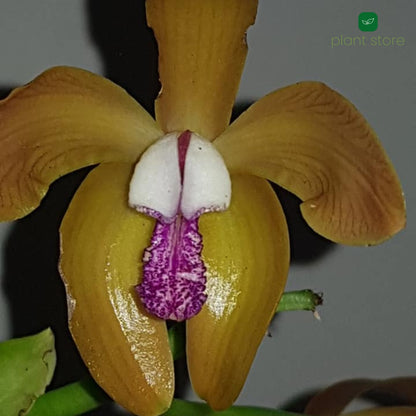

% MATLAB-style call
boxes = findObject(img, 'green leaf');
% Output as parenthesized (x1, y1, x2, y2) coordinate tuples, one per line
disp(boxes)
(0, 328, 56, 415)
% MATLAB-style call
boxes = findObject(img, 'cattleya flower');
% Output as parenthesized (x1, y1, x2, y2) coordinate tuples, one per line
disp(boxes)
(0, 1, 405, 416)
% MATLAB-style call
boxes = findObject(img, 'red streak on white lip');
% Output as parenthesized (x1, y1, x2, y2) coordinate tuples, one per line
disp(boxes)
(177, 130, 192, 184)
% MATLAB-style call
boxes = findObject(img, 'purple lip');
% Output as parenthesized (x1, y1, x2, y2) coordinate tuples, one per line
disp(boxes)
(136, 215, 207, 321)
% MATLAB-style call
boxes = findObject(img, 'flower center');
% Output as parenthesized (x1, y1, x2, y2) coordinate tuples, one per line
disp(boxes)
(129, 131, 231, 321)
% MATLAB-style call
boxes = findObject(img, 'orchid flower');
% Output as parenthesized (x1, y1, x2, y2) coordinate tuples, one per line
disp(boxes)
(0, 1, 405, 416)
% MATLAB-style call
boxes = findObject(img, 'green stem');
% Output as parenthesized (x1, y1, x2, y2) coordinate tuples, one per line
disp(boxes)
(28, 289, 322, 416)
(27, 377, 110, 416)
(277, 289, 323, 313)
(164, 399, 302, 416)
(28, 382, 302, 416)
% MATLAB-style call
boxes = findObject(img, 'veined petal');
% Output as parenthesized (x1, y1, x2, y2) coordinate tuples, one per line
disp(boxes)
(147, 0, 258, 140)
(0, 66, 162, 221)
(59, 163, 173, 416)
(215, 82, 406, 245)
(187, 174, 289, 410)
(305, 377, 416, 416)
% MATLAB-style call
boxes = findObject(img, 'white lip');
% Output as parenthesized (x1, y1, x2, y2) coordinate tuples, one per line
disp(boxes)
(128, 131, 231, 221)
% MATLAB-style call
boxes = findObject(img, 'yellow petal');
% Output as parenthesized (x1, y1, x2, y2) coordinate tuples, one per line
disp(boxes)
(305, 377, 416, 416)
(59, 162, 173, 416)
(147, 0, 258, 140)
(187, 174, 289, 410)
(215, 82, 405, 245)
(0, 66, 162, 221)
(346, 408, 416, 416)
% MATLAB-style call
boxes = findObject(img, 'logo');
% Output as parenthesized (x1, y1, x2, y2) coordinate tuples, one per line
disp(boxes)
(330, 11, 406, 48)
(359, 12, 378, 32)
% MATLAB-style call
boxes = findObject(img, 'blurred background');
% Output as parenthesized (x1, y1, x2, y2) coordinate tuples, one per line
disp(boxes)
(0, 0, 415, 414)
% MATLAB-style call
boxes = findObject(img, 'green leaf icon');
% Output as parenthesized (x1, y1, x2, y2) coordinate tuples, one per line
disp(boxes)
(362, 17, 375, 25)
(358, 12, 378, 31)
(0, 328, 56, 415)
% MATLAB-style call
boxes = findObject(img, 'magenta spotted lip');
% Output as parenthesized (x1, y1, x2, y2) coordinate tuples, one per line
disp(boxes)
(136, 215, 207, 321)
(129, 130, 231, 321)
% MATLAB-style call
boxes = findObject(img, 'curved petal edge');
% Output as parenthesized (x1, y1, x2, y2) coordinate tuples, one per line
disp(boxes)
(187, 174, 290, 410)
(215, 81, 406, 245)
(0, 66, 161, 221)
(59, 162, 174, 416)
